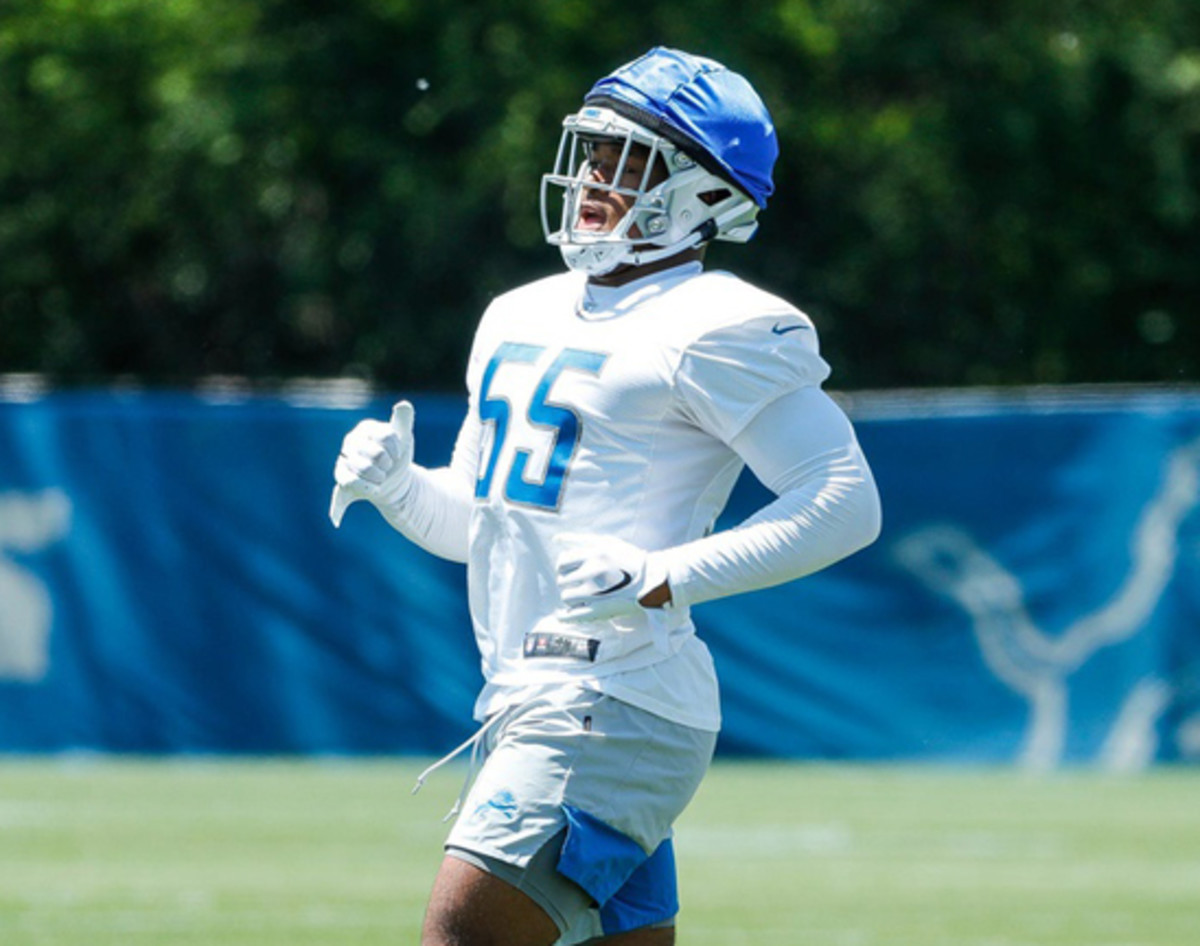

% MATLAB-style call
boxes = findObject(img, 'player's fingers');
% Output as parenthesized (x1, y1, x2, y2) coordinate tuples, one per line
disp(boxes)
(560, 569, 621, 602)
(342, 419, 381, 448)
(381, 432, 403, 462)
(557, 580, 591, 604)
(348, 421, 401, 460)
(554, 542, 594, 576)
(556, 556, 586, 578)
(334, 464, 364, 490)
(337, 452, 388, 483)
(390, 400, 415, 439)
(329, 485, 352, 527)
(345, 431, 398, 468)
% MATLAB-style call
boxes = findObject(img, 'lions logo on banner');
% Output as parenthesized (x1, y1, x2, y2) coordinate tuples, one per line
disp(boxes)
(0, 489, 71, 682)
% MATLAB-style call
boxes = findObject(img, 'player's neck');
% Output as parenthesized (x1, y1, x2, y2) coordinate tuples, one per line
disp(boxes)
(587, 247, 705, 288)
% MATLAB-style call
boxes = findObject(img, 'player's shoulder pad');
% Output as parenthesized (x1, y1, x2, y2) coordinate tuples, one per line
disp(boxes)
(672, 274, 832, 441)
(672, 270, 824, 362)
(667, 271, 818, 343)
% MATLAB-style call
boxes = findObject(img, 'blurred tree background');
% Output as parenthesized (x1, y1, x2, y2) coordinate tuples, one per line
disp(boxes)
(1, 0, 1197, 390)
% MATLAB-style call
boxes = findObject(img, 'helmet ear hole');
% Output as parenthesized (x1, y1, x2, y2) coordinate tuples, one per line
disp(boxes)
(698, 188, 732, 207)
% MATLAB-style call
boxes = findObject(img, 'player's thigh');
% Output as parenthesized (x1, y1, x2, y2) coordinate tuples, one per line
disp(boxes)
(422, 853, 559, 946)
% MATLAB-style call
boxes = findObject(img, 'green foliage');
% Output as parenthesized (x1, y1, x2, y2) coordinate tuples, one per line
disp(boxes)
(1, 1, 1197, 388)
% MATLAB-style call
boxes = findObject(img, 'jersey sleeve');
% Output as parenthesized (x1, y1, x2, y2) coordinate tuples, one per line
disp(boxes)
(652, 385, 882, 609)
(376, 329, 486, 563)
(673, 312, 832, 443)
(380, 408, 478, 563)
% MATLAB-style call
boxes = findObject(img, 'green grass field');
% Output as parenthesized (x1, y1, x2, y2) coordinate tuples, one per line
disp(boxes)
(1, 758, 1197, 945)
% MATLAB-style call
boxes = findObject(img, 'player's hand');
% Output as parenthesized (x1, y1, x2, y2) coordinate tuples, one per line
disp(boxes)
(554, 533, 669, 622)
(329, 401, 415, 527)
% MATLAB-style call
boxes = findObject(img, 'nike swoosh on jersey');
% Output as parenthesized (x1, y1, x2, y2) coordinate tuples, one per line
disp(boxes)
(596, 570, 634, 595)
(771, 322, 809, 335)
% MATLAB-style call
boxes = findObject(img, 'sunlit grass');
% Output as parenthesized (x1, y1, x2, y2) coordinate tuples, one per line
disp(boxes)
(1, 758, 1197, 945)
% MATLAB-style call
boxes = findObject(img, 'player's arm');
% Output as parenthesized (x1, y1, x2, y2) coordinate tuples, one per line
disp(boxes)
(656, 385, 880, 608)
(555, 385, 880, 620)
(330, 401, 478, 564)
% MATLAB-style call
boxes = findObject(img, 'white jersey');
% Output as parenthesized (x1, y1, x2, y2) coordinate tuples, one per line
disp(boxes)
(457, 261, 832, 730)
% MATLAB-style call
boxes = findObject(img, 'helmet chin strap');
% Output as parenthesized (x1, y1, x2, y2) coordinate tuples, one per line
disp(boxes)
(562, 220, 717, 276)
(626, 227, 709, 267)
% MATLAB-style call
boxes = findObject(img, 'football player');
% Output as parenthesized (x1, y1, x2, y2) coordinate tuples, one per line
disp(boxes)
(332, 47, 882, 946)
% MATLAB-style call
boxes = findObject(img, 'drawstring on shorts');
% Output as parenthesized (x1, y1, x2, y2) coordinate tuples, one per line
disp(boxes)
(411, 692, 588, 822)
(412, 709, 509, 822)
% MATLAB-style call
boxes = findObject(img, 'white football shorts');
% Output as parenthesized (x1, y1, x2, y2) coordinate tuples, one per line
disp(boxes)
(443, 685, 717, 940)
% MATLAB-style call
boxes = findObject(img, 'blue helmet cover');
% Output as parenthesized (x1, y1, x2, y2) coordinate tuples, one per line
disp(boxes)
(583, 47, 778, 209)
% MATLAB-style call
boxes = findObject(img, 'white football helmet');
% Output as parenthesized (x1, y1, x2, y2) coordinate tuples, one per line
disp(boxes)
(540, 106, 762, 277)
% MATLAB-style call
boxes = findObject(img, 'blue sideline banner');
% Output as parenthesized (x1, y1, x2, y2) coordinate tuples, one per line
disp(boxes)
(2, 383, 1199, 767)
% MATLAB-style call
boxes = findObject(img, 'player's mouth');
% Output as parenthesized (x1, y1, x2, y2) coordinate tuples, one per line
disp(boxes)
(576, 202, 610, 232)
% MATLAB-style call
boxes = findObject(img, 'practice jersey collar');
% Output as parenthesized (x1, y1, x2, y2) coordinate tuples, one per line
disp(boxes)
(576, 261, 703, 321)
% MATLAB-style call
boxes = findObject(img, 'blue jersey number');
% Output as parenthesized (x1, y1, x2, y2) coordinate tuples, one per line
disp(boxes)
(475, 344, 607, 510)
